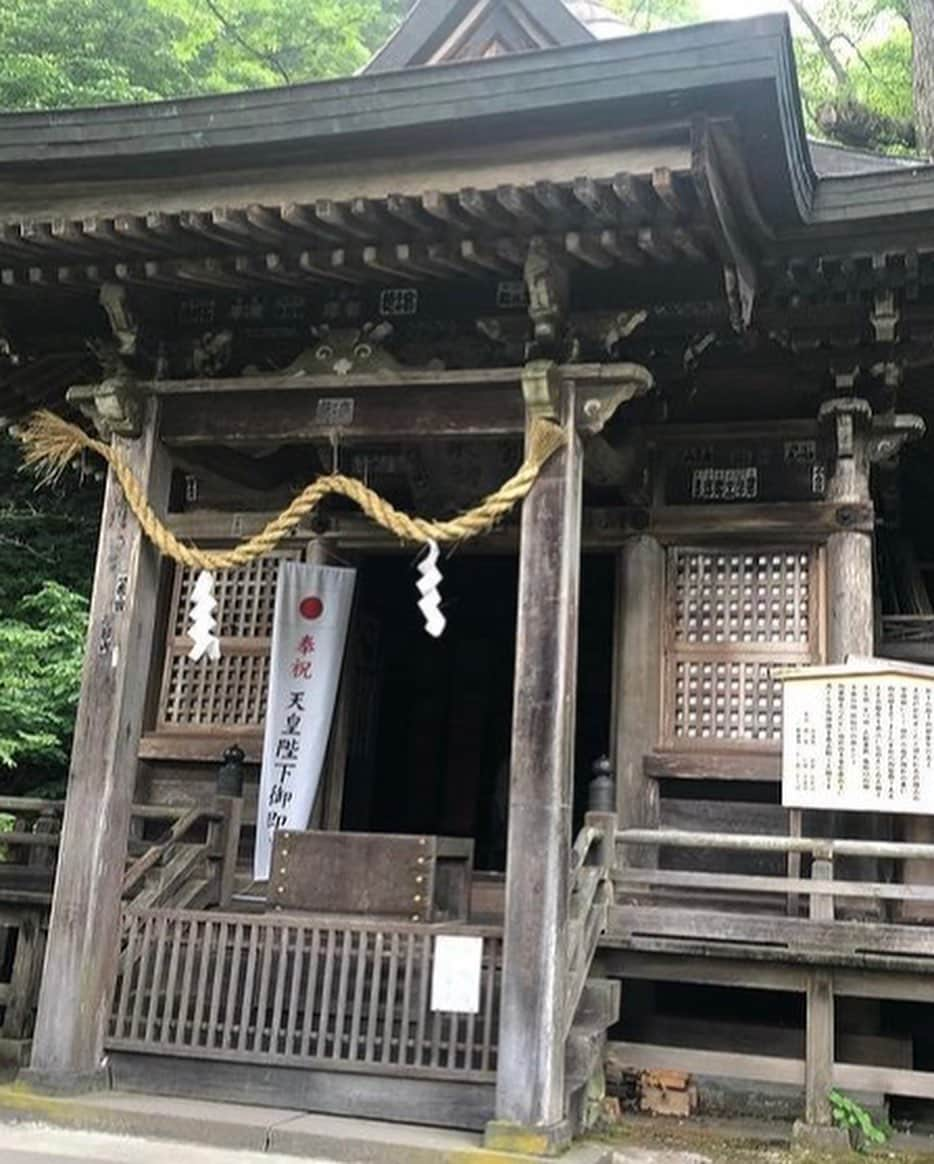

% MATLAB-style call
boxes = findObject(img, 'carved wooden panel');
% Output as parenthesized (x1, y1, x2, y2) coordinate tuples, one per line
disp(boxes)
(156, 552, 299, 733)
(664, 547, 823, 749)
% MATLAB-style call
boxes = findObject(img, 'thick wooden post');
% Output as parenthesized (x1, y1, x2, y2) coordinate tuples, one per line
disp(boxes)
(24, 400, 171, 1091)
(613, 536, 664, 857)
(805, 854, 835, 1126)
(487, 377, 582, 1156)
(821, 398, 874, 663)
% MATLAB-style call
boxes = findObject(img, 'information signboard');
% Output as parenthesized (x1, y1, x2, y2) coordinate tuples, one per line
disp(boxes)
(781, 658, 934, 814)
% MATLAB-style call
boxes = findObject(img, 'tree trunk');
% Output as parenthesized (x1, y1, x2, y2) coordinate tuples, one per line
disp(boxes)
(911, 0, 934, 157)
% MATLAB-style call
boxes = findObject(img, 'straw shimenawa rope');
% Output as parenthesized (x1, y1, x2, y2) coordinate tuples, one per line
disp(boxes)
(17, 409, 567, 571)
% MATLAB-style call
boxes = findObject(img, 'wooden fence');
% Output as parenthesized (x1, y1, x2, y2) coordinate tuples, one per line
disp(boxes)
(108, 908, 502, 1081)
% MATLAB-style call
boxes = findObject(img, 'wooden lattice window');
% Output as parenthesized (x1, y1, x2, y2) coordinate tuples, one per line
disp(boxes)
(155, 552, 300, 734)
(663, 546, 824, 749)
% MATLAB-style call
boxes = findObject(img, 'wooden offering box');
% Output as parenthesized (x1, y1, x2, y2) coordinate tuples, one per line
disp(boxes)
(268, 830, 475, 922)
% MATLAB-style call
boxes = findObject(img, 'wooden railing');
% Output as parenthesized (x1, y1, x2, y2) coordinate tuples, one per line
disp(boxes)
(0, 794, 242, 1055)
(0, 797, 63, 880)
(122, 804, 240, 910)
(108, 908, 502, 1081)
(565, 810, 615, 1039)
(612, 828, 934, 964)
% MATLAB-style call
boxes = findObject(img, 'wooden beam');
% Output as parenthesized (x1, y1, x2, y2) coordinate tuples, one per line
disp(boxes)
(160, 385, 526, 445)
(608, 1041, 805, 1087)
(644, 750, 781, 782)
(25, 400, 172, 1090)
(491, 381, 582, 1149)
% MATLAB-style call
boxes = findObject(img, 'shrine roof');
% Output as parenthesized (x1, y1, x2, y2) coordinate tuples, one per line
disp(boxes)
(0, 16, 810, 222)
(0, 15, 933, 305)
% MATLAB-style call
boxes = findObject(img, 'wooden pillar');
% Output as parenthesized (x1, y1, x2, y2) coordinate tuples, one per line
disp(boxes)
(487, 375, 582, 1155)
(821, 398, 874, 664)
(613, 536, 663, 854)
(805, 854, 835, 1126)
(24, 400, 171, 1092)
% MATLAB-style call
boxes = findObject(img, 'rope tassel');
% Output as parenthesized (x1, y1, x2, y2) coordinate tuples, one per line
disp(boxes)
(16, 409, 566, 568)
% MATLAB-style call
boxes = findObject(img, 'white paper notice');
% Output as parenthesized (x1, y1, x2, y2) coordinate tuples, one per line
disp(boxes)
(430, 936, 483, 1014)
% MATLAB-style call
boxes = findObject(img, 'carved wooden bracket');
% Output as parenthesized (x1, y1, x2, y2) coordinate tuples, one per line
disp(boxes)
(99, 283, 138, 358)
(818, 396, 872, 462)
(522, 361, 654, 435)
(524, 236, 569, 355)
(868, 412, 925, 465)
(573, 364, 654, 436)
(818, 396, 924, 468)
(871, 290, 899, 344)
(68, 377, 143, 439)
(521, 360, 560, 419)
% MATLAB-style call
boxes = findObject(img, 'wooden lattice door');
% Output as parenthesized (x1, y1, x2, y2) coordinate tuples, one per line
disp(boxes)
(155, 551, 301, 742)
(663, 546, 825, 753)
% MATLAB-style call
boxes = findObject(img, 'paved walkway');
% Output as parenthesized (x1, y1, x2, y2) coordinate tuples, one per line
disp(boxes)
(0, 1123, 717, 1164)
(2, 1123, 338, 1164)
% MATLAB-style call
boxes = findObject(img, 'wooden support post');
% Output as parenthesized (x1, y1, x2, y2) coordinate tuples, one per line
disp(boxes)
(819, 397, 880, 913)
(805, 854, 835, 1127)
(820, 397, 874, 663)
(23, 399, 170, 1093)
(613, 536, 664, 864)
(487, 374, 582, 1156)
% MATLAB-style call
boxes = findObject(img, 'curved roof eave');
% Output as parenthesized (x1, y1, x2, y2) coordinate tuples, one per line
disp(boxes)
(0, 15, 815, 230)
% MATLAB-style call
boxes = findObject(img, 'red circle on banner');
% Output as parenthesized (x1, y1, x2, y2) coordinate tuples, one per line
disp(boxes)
(299, 596, 324, 620)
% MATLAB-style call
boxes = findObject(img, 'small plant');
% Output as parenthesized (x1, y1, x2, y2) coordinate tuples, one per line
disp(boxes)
(829, 1089, 890, 1152)
(0, 812, 13, 863)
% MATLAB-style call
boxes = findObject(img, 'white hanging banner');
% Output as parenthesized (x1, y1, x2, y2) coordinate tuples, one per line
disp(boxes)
(253, 562, 356, 881)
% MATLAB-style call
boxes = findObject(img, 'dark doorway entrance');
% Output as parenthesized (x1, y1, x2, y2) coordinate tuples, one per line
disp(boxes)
(341, 553, 616, 871)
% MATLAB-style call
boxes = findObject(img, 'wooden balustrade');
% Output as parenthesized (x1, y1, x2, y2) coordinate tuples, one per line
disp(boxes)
(108, 908, 502, 1081)
(564, 816, 614, 1039)
(615, 827, 934, 922)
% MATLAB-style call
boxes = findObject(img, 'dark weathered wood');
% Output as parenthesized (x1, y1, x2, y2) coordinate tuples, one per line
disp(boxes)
(268, 832, 473, 922)
(108, 908, 501, 1082)
(614, 867, 934, 904)
(607, 905, 934, 960)
(644, 751, 781, 781)
(26, 400, 171, 1089)
(160, 386, 527, 446)
(108, 1052, 496, 1130)
(806, 968, 834, 1125)
(495, 383, 582, 1138)
(0, 910, 44, 1041)
(804, 858, 834, 1125)
(609, 1041, 804, 1087)
(614, 538, 663, 859)
(649, 502, 874, 540)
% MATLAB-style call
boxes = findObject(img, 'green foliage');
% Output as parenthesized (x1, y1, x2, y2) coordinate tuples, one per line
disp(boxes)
(0, 583, 88, 790)
(829, 1089, 890, 1152)
(0, 432, 102, 610)
(0, 0, 920, 157)
(792, 2, 914, 148)
(603, 0, 701, 32)
(0, 433, 98, 793)
(0, 0, 411, 111)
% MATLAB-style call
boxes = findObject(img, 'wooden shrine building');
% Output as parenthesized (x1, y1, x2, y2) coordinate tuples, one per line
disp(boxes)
(5, 0, 934, 1150)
